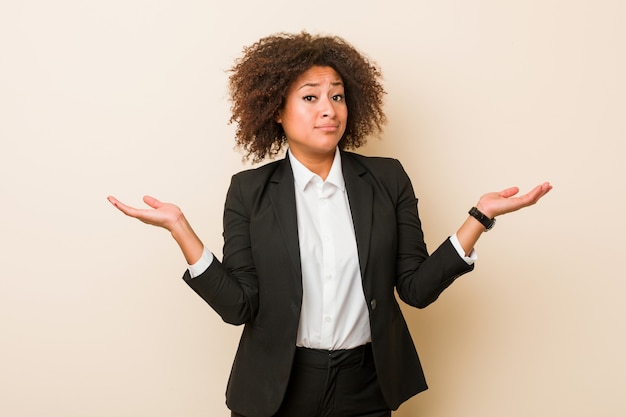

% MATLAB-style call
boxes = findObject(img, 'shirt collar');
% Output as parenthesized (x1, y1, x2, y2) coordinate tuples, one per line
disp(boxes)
(288, 148, 345, 192)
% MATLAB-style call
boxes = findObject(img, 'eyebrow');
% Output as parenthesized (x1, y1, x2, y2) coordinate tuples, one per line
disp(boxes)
(297, 80, 344, 90)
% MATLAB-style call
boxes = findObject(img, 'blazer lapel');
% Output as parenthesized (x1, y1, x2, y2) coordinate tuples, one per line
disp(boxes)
(268, 156, 302, 279)
(266, 152, 373, 282)
(341, 152, 373, 278)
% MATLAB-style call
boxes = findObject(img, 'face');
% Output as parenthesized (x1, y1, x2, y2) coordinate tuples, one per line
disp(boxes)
(277, 66, 347, 162)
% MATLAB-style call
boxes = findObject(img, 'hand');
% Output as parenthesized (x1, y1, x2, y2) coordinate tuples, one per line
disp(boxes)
(107, 195, 204, 264)
(476, 182, 553, 219)
(107, 195, 184, 232)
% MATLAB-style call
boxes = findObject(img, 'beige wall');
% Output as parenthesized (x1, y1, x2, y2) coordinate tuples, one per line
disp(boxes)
(2, 0, 624, 416)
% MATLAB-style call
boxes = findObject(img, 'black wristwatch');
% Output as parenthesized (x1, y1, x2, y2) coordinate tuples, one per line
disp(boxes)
(468, 207, 496, 231)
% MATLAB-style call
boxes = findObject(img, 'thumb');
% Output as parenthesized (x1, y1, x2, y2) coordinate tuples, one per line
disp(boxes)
(143, 195, 162, 209)
(498, 187, 520, 199)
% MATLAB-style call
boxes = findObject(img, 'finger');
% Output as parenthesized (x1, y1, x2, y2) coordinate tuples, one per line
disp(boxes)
(515, 183, 552, 207)
(526, 183, 550, 200)
(108, 198, 139, 217)
(531, 182, 553, 202)
(498, 187, 520, 199)
(540, 182, 553, 195)
(143, 195, 162, 209)
(107, 196, 131, 213)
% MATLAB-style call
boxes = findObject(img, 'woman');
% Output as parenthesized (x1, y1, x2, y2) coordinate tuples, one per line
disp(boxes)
(108, 32, 551, 417)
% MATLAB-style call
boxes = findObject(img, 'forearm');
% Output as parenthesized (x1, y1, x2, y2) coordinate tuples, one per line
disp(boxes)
(170, 215, 204, 265)
(396, 238, 475, 308)
(455, 214, 488, 257)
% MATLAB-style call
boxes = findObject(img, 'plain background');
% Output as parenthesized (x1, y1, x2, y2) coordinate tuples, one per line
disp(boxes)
(1, 0, 624, 416)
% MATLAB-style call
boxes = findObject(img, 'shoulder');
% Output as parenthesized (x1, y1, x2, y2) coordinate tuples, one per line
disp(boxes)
(226, 157, 291, 208)
(341, 151, 416, 202)
(341, 150, 409, 181)
(231, 157, 285, 184)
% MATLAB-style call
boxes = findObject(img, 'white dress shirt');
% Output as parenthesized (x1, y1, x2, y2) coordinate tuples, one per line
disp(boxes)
(187, 149, 477, 350)
(289, 149, 370, 349)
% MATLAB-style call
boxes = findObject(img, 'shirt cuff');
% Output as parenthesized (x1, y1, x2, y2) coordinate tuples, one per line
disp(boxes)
(187, 247, 214, 278)
(449, 233, 477, 265)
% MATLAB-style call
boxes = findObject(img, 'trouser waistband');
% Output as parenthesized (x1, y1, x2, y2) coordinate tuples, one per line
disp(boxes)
(294, 343, 373, 369)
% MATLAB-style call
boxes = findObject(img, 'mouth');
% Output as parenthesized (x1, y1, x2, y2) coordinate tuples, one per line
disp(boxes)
(316, 124, 340, 132)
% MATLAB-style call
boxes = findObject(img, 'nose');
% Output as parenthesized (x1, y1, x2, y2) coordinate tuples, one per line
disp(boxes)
(320, 96, 336, 118)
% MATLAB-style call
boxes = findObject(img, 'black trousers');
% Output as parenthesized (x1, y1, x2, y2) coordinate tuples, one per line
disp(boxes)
(232, 343, 391, 417)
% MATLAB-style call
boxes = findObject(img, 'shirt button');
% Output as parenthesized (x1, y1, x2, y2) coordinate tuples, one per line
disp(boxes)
(325, 316, 332, 323)
(370, 299, 377, 310)
(326, 274, 332, 280)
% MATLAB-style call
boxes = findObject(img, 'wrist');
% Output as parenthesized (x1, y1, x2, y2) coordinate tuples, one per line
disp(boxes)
(475, 201, 496, 219)
(468, 206, 496, 231)
(170, 215, 204, 265)
(170, 214, 194, 242)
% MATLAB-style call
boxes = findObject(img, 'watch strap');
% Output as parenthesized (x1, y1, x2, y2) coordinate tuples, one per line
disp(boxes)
(468, 207, 496, 231)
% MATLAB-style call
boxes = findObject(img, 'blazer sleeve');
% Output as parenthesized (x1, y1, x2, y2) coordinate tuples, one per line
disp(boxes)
(182, 173, 259, 325)
(391, 159, 474, 308)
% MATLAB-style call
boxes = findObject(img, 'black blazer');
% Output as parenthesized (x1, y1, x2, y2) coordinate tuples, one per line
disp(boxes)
(184, 151, 473, 417)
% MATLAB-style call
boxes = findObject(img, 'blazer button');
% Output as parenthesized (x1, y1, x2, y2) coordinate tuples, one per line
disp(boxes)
(370, 299, 377, 310)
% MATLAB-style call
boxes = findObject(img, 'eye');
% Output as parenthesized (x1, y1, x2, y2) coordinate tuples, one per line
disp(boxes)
(332, 94, 345, 102)
(303, 95, 316, 102)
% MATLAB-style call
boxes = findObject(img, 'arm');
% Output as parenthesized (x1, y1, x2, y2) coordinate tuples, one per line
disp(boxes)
(107, 178, 259, 325)
(393, 165, 476, 308)
(184, 174, 259, 324)
(391, 160, 552, 307)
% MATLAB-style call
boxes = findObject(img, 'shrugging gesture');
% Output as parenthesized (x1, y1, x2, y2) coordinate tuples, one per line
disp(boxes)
(106, 31, 553, 417)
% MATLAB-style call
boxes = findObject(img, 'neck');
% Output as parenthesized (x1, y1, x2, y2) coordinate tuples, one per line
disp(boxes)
(290, 149, 336, 181)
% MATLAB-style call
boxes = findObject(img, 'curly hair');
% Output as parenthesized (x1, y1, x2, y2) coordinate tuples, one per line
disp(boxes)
(228, 31, 387, 163)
